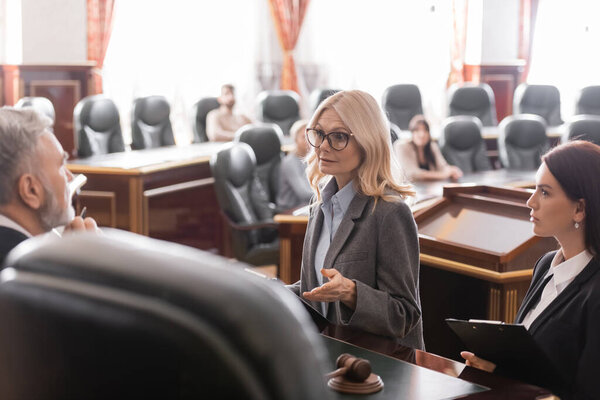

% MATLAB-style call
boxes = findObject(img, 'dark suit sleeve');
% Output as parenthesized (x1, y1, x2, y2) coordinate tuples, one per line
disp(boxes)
(575, 298, 600, 399)
(340, 201, 422, 339)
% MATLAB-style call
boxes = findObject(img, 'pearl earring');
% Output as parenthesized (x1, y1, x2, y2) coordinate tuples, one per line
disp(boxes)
(574, 222, 580, 229)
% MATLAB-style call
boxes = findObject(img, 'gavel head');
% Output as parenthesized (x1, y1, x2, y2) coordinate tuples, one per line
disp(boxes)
(336, 353, 372, 382)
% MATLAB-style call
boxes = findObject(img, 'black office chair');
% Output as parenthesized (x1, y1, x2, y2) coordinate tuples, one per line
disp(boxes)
(15, 97, 55, 124)
(256, 90, 300, 136)
(73, 95, 125, 158)
(382, 84, 424, 131)
(210, 143, 279, 266)
(191, 97, 220, 143)
(564, 114, 600, 146)
(440, 116, 491, 174)
(235, 123, 283, 205)
(497, 114, 548, 170)
(131, 95, 175, 150)
(310, 88, 340, 112)
(513, 83, 563, 126)
(448, 83, 498, 127)
(0, 231, 331, 400)
(575, 86, 600, 116)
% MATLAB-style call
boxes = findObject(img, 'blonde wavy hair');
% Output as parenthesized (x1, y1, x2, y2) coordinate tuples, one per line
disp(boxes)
(306, 90, 415, 204)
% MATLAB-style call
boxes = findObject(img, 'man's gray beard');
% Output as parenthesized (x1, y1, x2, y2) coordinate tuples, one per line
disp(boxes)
(39, 182, 74, 232)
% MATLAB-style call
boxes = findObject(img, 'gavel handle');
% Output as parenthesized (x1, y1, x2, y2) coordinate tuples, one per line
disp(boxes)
(325, 367, 348, 380)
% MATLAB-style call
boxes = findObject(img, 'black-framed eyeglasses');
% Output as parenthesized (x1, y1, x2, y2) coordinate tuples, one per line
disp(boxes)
(305, 128, 354, 151)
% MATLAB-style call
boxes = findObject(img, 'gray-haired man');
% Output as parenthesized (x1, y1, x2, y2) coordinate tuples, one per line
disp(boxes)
(0, 107, 97, 265)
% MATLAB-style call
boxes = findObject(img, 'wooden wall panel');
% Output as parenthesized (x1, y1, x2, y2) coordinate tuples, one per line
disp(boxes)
(464, 63, 525, 122)
(0, 64, 96, 158)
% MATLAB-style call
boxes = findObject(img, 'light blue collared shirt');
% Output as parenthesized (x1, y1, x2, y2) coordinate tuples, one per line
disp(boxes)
(313, 179, 357, 313)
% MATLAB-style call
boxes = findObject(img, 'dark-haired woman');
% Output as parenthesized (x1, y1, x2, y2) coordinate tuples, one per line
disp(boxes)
(394, 115, 462, 181)
(462, 140, 600, 400)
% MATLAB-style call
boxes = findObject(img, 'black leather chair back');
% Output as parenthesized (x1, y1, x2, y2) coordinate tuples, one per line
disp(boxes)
(74, 95, 125, 158)
(513, 84, 563, 126)
(192, 97, 220, 143)
(440, 116, 491, 174)
(15, 97, 55, 123)
(0, 231, 331, 400)
(498, 114, 548, 170)
(575, 86, 600, 116)
(448, 83, 497, 127)
(210, 143, 278, 265)
(235, 124, 283, 204)
(131, 96, 175, 149)
(310, 88, 340, 112)
(382, 84, 424, 130)
(565, 115, 600, 146)
(256, 90, 300, 136)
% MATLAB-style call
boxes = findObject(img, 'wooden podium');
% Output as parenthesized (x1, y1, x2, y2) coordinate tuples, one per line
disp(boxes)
(414, 185, 557, 359)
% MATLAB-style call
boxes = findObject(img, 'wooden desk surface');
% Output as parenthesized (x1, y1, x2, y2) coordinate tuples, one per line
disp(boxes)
(67, 142, 228, 175)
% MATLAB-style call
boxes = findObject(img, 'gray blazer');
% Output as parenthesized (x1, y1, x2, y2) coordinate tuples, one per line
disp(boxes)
(289, 192, 424, 349)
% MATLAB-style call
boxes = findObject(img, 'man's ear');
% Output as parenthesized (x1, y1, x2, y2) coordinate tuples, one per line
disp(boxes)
(575, 198, 586, 223)
(17, 173, 45, 210)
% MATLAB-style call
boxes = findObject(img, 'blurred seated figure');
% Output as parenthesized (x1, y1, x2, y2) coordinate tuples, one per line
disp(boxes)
(277, 120, 313, 210)
(0, 230, 332, 399)
(206, 84, 251, 142)
(15, 97, 56, 124)
(395, 115, 463, 182)
(0, 108, 98, 265)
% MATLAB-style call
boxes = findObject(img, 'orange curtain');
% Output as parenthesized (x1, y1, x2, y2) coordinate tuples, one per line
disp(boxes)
(87, 0, 115, 94)
(267, 0, 310, 94)
(447, 0, 469, 87)
(518, 0, 539, 83)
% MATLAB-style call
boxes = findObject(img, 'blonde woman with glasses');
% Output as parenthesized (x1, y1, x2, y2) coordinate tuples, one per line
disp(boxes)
(287, 90, 424, 348)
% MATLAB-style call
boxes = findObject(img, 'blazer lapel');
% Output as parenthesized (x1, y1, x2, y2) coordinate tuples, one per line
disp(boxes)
(323, 194, 369, 269)
(515, 252, 555, 323)
(528, 258, 600, 335)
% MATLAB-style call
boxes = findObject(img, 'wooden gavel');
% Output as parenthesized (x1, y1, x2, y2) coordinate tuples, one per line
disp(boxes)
(325, 353, 372, 382)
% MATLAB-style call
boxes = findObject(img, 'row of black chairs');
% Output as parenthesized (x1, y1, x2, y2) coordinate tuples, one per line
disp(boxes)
(383, 83, 600, 130)
(438, 114, 600, 173)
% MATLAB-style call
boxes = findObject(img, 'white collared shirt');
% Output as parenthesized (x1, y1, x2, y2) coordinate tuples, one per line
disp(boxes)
(0, 214, 32, 238)
(522, 249, 593, 329)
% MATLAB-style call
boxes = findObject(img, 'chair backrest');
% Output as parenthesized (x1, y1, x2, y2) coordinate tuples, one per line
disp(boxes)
(513, 83, 563, 126)
(0, 231, 331, 400)
(575, 86, 600, 116)
(440, 116, 491, 174)
(256, 90, 300, 136)
(310, 88, 340, 112)
(192, 97, 220, 143)
(15, 97, 56, 123)
(235, 124, 283, 204)
(73, 95, 125, 158)
(565, 114, 600, 146)
(498, 114, 548, 170)
(448, 83, 498, 127)
(131, 96, 175, 149)
(382, 84, 424, 130)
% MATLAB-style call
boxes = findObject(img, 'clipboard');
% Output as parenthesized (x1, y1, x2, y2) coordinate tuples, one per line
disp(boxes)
(299, 297, 330, 332)
(446, 318, 564, 389)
